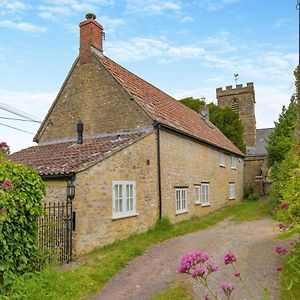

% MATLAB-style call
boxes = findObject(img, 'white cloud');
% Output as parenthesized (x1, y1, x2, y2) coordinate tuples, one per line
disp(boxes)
(98, 15, 124, 33)
(106, 36, 206, 62)
(126, 0, 182, 15)
(197, 0, 240, 11)
(0, 20, 47, 32)
(180, 16, 193, 23)
(0, 0, 28, 11)
(0, 90, 55, 153)
(38, 0, 115, 19)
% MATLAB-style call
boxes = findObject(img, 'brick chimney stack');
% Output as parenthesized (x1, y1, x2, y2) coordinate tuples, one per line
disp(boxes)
(79, 13, 103, 63)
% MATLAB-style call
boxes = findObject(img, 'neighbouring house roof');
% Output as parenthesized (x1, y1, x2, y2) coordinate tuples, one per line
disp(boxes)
(95, 54, 244, 157)
(248, 128, 274, 156)
(10, 130, 149, 176)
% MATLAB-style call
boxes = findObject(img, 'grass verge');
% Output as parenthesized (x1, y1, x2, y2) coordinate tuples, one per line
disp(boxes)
(151, 280, 193, 300)
(0, 199, 270, 300)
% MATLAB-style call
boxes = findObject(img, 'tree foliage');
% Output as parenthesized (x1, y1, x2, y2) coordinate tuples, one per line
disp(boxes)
(266, 97, 297, 167)
(179, 97, 245, 152)
(269, 67, 300, 226)
(0, 150, 45, 286)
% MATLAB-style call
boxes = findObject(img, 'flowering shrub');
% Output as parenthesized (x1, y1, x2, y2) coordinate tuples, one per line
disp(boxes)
(0, 156, 45, 287)
(177, 250, 266, 300)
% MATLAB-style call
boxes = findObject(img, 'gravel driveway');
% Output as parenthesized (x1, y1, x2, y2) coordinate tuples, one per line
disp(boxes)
(91, 217, 284, 300)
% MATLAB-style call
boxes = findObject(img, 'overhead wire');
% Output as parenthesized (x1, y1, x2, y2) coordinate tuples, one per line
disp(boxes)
(0, 122, 35, 135)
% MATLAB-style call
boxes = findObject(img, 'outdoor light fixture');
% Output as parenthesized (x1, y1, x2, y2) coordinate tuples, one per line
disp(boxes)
(67, 181, 75, 200)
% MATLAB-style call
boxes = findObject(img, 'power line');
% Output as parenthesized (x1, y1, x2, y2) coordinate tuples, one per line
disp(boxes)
(0, 101, 42, 123)
(0, 122, 35, 135)
(0, 116, 41, 123)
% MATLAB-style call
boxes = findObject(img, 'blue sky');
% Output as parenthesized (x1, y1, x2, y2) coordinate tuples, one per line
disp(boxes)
(0, 0, 298, 152)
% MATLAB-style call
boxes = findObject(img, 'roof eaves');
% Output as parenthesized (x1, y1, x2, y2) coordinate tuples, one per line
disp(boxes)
(157, 123, 244, 157)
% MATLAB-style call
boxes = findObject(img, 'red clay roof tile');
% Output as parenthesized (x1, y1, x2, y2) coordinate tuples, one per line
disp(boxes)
(96, 54, 244, 156)
(10, 131, 148, 176)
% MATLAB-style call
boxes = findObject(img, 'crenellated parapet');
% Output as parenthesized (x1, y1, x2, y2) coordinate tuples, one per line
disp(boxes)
(216, 82, 255, 102)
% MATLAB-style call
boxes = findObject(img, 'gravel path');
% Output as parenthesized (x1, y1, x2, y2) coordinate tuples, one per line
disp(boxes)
(91, 217, 284, 300)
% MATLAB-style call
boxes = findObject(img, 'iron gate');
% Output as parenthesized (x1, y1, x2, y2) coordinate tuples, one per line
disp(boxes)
(38, 201, 73, 264)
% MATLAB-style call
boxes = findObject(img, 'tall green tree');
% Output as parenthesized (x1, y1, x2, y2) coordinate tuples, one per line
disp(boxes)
(179, 97, 245, 152)
(266, 97, 297, 167)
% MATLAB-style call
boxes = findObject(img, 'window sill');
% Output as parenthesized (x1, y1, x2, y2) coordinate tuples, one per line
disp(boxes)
(195, 201, 201, 205)
(219, 165, 225, 168)
(112, 213, 138, 220)
(229, 198, 236, 201)
(176, 210, 189, 216)
(231, 167, 237, 170)
(201, 203, 210, 207)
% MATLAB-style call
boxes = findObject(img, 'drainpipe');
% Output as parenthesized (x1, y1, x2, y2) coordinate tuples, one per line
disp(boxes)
(155, 123, 162, 219)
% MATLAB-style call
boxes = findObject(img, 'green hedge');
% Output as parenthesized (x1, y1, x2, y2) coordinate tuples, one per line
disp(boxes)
(0, 161, 45, 286)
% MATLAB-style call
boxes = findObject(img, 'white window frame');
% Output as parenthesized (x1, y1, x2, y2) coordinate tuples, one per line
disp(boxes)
(175, 188, 188, 214)
(112, 181, 137, 219)
(219, 152, 225, 167)
(229, 182, 235, 200)
(201, 183, 210, 206)
(231, 156, 237, 169)
(194, 185, 201, 204)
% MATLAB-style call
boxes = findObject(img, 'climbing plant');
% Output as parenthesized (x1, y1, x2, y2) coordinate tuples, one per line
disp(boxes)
(0, 145, 45, 287)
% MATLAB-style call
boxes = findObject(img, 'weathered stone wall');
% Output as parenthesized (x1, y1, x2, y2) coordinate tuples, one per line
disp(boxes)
(36, 56, 152, 144)
(43, 180, 67, 204)
(216, 83, 256, 148)
(73, 132, 158, 254)
(159, 129, 244, 223)
(244, 155, 267, 195)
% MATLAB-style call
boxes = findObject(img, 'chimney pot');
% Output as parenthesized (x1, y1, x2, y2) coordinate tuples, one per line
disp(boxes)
(200, 104, 209, 121)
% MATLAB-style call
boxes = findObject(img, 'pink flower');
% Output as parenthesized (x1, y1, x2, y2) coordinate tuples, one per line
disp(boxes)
(275, 246, 288, 255)
(233, 271, 240, 277)
(0, 179, 13, 190)
(275, 265, 284, 272)
(220, 282, 235, 297)
(191, 267, 206, 278)
(224, 252, 237, 265)
(203, 292, 210, 300)
(278, 223, 287, 231)
(0, 142, 9, 154)
(177, 251, 209, 273)
(279, 202, 289, 210)
(0, 207, 7, 215)
(206, 261, 219, 274)
(289, 240, 297, 247)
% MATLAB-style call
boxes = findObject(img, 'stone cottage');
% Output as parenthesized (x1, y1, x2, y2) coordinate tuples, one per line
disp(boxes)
(10, 14, 244, 255)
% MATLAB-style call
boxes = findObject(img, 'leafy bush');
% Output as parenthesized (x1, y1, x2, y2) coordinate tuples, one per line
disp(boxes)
(0, 160, 45, 287)
(244, 187, 260, 202)
(267, 97, 297, 168)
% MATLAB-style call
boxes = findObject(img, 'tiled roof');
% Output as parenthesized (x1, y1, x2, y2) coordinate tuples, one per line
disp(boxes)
(248, 128, 274, 156)
(96, 54, 244, 156)
(9, 131, 148, 176)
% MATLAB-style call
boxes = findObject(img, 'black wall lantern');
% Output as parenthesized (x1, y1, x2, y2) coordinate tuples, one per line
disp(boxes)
(67, 181, 75, 200)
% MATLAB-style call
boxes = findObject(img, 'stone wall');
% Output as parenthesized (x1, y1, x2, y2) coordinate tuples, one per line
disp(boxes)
(244, 155, 268, 195)
(73, 132, 158, 254)
(217, 83, 256, 148)
(43, 180, 67, 204)
(159, 129, 244, 223)
(36, 56, 152, 144)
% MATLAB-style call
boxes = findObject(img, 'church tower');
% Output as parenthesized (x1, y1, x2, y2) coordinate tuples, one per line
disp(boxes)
(216, 82, 256, 150)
